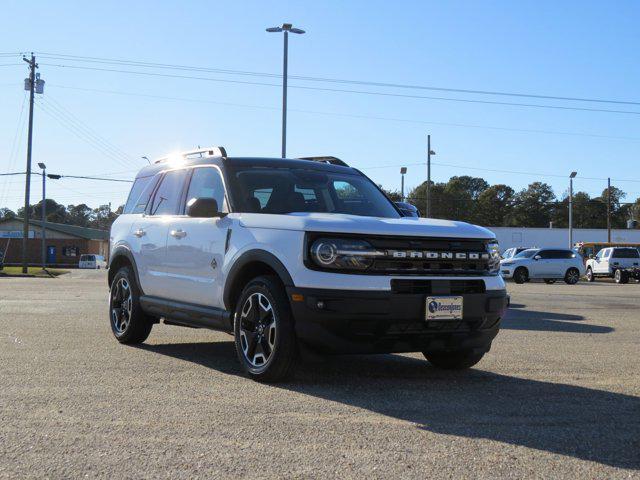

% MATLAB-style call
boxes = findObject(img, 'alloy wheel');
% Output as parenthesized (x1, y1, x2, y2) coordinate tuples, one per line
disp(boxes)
(566, 269, 579, 284)
(111, 278, 132, 335)
(239, 293, 277, 368)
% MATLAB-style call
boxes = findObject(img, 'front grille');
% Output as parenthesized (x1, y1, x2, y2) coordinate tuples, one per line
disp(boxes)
(391, 279, 486, 295)
(367, 236, 491, 276)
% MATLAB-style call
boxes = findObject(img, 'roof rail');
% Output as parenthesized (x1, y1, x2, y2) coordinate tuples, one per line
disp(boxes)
(154, 146, 227, 164)
(298, 156, 349, 167)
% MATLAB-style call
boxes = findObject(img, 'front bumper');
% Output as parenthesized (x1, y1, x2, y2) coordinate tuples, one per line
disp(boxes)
(286, 282, 508, 355)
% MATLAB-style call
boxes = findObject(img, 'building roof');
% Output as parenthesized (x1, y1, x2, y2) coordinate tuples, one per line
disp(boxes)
(0, 217, 109, 241)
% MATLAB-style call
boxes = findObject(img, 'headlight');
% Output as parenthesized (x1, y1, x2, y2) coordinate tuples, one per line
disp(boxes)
(487, 241, 501, 273)
(309, 238, 382, 270)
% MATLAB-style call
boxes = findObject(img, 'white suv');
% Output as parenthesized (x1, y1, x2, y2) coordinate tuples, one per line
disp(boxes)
(108, 147, 507, 381)
(585, 247, 640, 283)
(500, 248, 584, 284)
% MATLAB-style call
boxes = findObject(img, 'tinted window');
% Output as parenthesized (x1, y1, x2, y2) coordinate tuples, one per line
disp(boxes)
(124, 176, 156, 214)
(537, 250, 552, 259)
(186, 167, 227, 213)
(612, 248, 640, 258)
(545, 249, 575, 259)
(149, 170, 188, 216)
(515, 249, 537, 258)
(231, 168, 399, 218)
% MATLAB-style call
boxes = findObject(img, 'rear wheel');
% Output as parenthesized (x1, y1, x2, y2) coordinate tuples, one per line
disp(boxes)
(564, 267, 580, 285)
(543, 278, 556, 284)
(614, 269, 629, 284)
(109, 266, 153, 344)
(513, 267, 528, 284)
(424, 350, 486, 370)
(586, 267, 595, 282)
(233, 275, 297, 382)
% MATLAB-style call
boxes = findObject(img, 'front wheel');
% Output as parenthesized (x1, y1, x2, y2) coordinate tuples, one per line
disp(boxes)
(109, 266, 153, 344)
(586, 267, 595, 282)
(564, 267, 580, 285)
(233, 275, 297, 382)
(513, 267, 528, 284)
(424, 350, 486, 370)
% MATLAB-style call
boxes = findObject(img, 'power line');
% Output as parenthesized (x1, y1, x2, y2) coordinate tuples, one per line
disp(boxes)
(39, 95, 136, 165)
(47, 83, 640, 143)
(34, 99, 135, 169)
(35, 51, 640, 107)
(39, 62, 640, 116)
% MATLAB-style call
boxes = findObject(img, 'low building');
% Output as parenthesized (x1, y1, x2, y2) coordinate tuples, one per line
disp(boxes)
(487, 226, 640, 251)
(0, 217, 109, 267)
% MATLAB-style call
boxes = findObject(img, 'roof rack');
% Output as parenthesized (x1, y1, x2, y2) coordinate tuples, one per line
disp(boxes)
(154, 146, 227, 164)
(298, 156, 349, 167)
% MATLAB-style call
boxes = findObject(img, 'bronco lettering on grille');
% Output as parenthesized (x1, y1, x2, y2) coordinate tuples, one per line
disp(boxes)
(387, 250, 489, 260)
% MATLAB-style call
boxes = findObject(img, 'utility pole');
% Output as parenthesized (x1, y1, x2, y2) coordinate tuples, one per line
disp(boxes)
(569, 171, 577, 248)
(21, 54, 37, 273)
(425, 135, 435, 217)
(607, 177, 611, 243)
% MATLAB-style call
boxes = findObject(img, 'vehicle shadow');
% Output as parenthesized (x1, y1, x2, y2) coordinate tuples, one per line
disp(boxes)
(139, 341, 640, 470)
(502, 308, 614, 334)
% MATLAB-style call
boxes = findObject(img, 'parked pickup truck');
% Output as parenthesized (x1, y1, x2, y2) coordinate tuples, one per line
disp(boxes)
(585, 247, 640, 283)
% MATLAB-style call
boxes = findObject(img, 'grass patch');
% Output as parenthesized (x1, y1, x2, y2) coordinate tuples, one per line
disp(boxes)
(0, 266, 70, 277)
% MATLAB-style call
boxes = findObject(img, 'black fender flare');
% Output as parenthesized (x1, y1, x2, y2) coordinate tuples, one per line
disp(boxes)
(108, 245, 144, 294)
(223, 249, 294, 310)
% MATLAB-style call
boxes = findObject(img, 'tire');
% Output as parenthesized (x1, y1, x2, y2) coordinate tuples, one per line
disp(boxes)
(543, 278, 556, 284)
(586, 267, 595, 282)
(614, 269, 629, 284)
(564, 267, 580, 285)
(424, 350, 486, 370)
(109, 266, 153, 344)
(513, 267, 528, 284)
(233, 275, 297, 382)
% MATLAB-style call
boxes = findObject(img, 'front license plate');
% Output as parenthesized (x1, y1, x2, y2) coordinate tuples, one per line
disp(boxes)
(425, 296, 463, 321)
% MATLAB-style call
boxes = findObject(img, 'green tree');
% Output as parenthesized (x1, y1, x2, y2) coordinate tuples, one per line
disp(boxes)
(474, 184, 514, 226)
(66, 203, 93, 227)
(507, 182, 556, 227)
(18, 199, 68, 223)
(0, 208, 16, 219)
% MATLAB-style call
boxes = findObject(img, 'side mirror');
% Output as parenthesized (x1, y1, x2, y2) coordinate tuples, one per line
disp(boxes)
(588, 254, 594, 259)
(186, 197, 225, 218)
(533, 255, 541, 260)
(394, 202, 419, 217)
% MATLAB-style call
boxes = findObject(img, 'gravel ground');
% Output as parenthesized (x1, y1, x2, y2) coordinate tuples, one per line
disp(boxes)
(1, 270, 639, 479)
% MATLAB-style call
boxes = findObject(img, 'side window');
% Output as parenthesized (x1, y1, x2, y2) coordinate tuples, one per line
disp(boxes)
(603, 249, 612, 258)
(562, 250, 576, 259)
(595, 249, 604, 259)
(124, 176, 156, 214)
(537, 250, 551, 259)
(149, 169, 188, 216)
(186, 167, 227, 212)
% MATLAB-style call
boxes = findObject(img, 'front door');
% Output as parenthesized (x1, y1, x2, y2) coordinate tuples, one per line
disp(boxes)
(131, 168, 189, 297)
(46, 246, 56, 264)
(163, 166, 229, 307)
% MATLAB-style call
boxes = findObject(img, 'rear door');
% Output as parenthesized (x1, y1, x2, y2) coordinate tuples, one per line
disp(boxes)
(130, 169, 188, 297)
(163, 166, 230, 307)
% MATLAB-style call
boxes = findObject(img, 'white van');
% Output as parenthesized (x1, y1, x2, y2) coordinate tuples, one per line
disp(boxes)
(79, 254, 106, 269)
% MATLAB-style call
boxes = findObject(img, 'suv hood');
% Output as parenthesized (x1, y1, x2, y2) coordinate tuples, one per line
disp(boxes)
(237, 212, 495, 240)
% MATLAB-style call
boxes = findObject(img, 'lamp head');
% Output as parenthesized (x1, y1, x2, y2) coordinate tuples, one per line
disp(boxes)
(38, 162, 46, 169)
(570, 171, 577, 178)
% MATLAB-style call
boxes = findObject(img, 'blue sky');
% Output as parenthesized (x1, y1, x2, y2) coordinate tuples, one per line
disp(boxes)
(1, 0, 639, 212)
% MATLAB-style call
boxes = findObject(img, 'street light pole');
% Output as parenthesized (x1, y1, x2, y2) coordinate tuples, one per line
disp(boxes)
(569, 171, 577, 248)
(266, 23, 305, 158)
(38, 163, 46, 269)
(400, 167, 407, 201)
(426, 135, 436, 218)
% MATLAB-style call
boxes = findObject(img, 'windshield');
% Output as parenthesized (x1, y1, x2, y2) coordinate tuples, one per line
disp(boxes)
(514, 249, 538, 259)
(230, 167, 400, 218)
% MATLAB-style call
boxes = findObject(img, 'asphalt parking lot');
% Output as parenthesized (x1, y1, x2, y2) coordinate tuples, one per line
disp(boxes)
(1, 270, 639, 478)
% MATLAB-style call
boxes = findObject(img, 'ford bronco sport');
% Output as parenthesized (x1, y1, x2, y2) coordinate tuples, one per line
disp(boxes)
(108, 147, 508, 382)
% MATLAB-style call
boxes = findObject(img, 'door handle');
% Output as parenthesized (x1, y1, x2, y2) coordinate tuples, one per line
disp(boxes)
(133, 228, 146, 238)
(170, 229, 187, 239)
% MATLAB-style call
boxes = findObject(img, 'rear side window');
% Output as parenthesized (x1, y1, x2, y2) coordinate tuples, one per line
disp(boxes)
(124, 176, 155, 214)
(185, 167, 227, 212)
(612, 248, 640, 258)
(149, 169, 188, 216)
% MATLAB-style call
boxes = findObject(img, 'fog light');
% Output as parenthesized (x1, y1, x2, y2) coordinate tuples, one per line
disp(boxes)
(316, 300, 325, 309)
